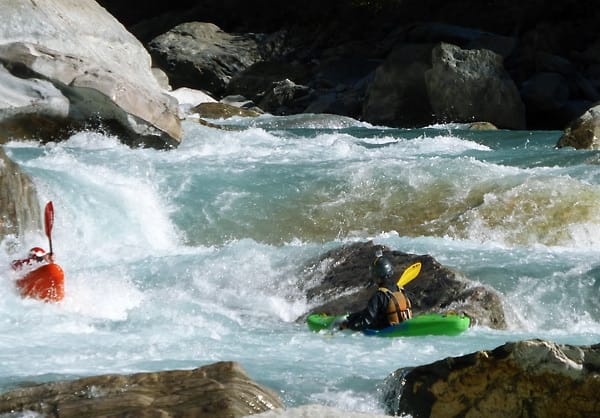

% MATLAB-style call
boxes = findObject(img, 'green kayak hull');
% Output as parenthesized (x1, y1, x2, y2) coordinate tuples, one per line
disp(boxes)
(306, 312, 470, 337)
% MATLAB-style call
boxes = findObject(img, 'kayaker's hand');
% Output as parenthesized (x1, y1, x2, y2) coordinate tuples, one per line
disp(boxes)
(338, 320, 349, 330)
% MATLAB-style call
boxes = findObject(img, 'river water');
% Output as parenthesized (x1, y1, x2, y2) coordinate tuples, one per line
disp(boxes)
(2, 114, 600, 415)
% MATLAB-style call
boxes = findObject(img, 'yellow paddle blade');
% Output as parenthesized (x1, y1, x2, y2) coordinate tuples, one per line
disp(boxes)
(397, 262, 422, 287)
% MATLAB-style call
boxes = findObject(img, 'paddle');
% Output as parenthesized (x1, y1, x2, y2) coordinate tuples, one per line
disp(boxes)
(44, 201, 54, 255)
(397, 261, 422, 287)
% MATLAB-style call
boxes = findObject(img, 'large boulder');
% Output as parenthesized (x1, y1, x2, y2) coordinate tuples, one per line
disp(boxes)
(0, 361, 283, 418)
(425, 43, 526, 129)
(148, 22, 269, 98)
(0, 0, 181, 149)
(382, 339, 600, 418)
(299, 241, 505, 329)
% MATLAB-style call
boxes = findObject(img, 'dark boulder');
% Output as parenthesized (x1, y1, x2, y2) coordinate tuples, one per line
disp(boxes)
(148, 22, 273, 97)
(298, 241, 505, 329)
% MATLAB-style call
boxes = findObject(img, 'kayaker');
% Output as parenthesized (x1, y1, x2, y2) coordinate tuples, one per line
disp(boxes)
(11, 247, 55, 271)
(339, 255, 412, 331)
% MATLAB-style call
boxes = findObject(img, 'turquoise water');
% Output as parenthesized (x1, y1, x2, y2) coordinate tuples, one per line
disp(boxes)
(2, 115, 600, 414)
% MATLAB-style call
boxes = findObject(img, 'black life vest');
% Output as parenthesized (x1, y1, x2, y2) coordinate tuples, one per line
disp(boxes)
(379, 287, 412, 325)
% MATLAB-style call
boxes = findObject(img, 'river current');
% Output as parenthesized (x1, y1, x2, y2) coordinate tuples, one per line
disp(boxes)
(2, 114, 600, 415)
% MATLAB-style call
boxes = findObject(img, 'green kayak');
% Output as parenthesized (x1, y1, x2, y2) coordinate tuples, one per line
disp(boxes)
(306, 312, 470, 337)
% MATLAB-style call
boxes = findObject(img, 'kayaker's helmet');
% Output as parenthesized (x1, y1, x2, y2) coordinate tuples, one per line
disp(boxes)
(29, 247, 46, 258)
(371, 256, 395, 280)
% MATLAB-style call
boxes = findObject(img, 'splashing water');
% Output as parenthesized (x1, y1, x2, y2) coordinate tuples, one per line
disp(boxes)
(2, 117, 600, 414)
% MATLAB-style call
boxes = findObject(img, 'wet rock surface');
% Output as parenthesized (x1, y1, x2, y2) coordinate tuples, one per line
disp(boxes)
(298, 241, 505, 329)
(382, 339, 600, 418)
(0, 361, 283, 418)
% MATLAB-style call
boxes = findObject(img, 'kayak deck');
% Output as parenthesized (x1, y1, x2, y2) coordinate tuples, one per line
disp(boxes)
(307, 312, 470, 337)
(15, 263, 65, 302)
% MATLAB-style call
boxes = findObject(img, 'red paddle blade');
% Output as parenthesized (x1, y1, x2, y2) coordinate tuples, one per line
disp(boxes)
(44, 201, 54, 238)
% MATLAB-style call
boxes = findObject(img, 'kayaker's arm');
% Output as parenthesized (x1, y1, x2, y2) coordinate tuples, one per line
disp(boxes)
(344, 291, 387, 331)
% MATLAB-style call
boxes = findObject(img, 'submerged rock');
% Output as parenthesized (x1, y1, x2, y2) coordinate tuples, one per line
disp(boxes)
(0, 361, 283, 418)
(382, 339, 600, 418)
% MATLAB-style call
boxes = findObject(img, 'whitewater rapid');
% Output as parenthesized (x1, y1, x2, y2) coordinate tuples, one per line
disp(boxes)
(2, 116, 600, 414)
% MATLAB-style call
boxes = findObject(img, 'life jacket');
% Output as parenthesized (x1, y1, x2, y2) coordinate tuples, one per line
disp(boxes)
(379, 287, 412, 325)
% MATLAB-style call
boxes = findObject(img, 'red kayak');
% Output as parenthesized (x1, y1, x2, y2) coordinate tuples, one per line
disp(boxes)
(16, 263, 65, 302)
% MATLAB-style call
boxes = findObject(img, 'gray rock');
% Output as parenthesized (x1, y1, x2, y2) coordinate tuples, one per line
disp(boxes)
(258, 79, 314, 115)
(149, 22, 265, 97)
(382, 339, 600, 418)
(425, 43, 526, 130)
(0, 148, 40, 241)
(0, 0, 181, 149)
(557, 104, 600, 150)
(0, 361, 284, 418)
(191, 102, 261, 119)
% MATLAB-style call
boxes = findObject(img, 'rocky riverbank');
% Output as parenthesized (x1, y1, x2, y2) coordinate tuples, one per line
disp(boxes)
(100, 0, 600, 148)
(2, 340, 599, 417)
(2, 2, 600, 417)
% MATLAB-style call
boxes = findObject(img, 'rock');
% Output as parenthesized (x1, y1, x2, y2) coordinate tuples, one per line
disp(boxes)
(97, 1, 600, 132)
(167, 86, 217, 117)
(382, 339, 600, 418)
(0, 361, 284, 418)
(298, 241, 505, 329)
(0, 61, 75, 142)
(226, 61, 312, 104)
(152, 67, 172, 91)
(0, 0, 181, 149)
(191, 102, 261, 119)
(362, 43, 435, 128)
(425, 43, 526, 130)
(468, 121, 498, 130)
(258, 79, 314, 115)
(148, 22, 266, 97)
(520, 53, 600, 129)
(556, 104, 600, 150)
(221, 95, 263, 113)
(0, 148, 40, 240)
